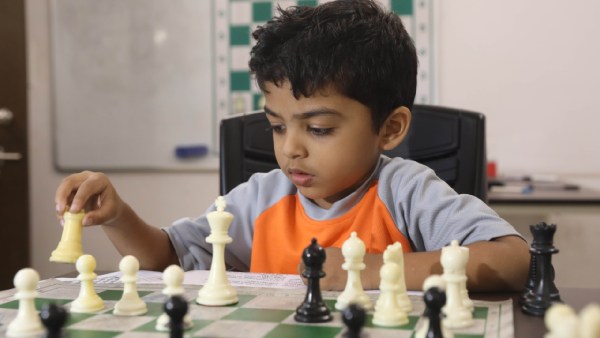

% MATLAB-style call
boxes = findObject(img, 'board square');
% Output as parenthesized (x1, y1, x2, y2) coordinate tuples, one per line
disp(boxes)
(223, 308, 295, 322)
(264, 323, 342, 338)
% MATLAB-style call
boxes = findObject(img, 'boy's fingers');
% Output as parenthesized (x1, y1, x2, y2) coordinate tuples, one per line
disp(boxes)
(68, 173, 108, 213)
(54, 171, 94, 213)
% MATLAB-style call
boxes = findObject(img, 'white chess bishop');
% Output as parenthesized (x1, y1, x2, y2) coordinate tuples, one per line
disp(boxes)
(335, 232, 373, 311)
(196, 196, 238, 306)
(6, 268, 45, 337)
(441, 240, 473, 329)
(113, 255, 147, 316)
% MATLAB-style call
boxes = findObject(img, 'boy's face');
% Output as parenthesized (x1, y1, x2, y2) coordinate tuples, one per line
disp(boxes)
(264, 81, 385, 209)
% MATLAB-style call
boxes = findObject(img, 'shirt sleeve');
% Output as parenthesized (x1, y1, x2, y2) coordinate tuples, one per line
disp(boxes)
(378, 157, 522, 251)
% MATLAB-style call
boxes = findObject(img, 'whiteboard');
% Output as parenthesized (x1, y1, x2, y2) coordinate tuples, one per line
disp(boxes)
(51, 0, 217, 171)
(51, 0, 435, 171)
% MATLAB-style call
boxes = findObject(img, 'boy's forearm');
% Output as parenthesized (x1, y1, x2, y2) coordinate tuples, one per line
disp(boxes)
(101, 203, 179, 271)
(363, 235, 529, 292)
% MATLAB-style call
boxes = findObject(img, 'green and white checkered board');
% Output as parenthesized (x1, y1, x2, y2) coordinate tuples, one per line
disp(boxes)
(214, 0, 435, 123)
(0, 279, 513, 338)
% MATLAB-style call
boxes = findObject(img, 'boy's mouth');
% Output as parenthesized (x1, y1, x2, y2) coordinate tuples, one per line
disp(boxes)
(288, 169, 314, 187)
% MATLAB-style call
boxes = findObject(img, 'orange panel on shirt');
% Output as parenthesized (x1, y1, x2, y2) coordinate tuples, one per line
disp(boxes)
(250, 181, 412, 274)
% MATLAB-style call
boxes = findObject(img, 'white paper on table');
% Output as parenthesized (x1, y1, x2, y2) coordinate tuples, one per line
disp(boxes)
(57, 270, 306, 289)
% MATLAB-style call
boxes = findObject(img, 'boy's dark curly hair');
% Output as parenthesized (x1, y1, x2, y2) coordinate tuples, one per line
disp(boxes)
(249, 0, 418, 132)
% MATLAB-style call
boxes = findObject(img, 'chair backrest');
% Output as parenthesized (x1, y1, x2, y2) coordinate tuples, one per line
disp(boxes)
(219, 104, 488, 200)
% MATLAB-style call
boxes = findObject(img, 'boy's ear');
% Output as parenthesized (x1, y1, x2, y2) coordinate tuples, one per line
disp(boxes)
(379, 106, 411, 151)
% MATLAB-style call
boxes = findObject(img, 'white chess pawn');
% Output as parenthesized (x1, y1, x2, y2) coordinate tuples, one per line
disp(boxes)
(373, 261, 409, 327)
(579, 303, 600, 338)
(197, 196, 238, 306)
(415, 275, 453, 338)
(441, 240, 473, 329)
(70, 254, 104, 313)
(156, 265, 193, 331)
(6, 268, 45, 337)
(113, 255, 147, 316)
(49, 210, 85, 263)
(545, 303, 579, 338)
(383, 242, 412, 312)
(335, 232, 373, 311)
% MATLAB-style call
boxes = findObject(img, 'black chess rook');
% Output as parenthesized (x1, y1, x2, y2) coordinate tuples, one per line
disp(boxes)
(295, 238, 332, 323)
(521, 222, 562, 317)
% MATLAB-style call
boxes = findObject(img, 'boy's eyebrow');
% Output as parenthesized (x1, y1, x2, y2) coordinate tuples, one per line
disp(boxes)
(264, 106, 342, 119)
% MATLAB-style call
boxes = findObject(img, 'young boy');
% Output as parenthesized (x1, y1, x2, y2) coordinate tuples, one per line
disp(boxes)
(55, 0, 529, 292)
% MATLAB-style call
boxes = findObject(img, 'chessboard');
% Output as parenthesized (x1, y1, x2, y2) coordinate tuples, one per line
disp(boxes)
(0, 278, 514, 338)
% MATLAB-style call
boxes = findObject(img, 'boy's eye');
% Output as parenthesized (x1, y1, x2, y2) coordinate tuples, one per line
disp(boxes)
(268, 125, 285, 134)
(308, 127, 334, 136)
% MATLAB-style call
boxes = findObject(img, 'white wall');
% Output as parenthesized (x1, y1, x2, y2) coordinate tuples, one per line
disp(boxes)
(27, 0, 600, 278)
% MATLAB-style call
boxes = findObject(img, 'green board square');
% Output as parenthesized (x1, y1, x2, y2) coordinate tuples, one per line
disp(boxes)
(223, 308, 294, 322)
(391, 0, 413, 15)
(264, 323, 342, 338)
(0, 297, 71, 310)
(473, 306, 489, 319)
(253, 2, 272, 22)
(66, 329, 121, 338)
(297, 0, 318, 7)
(230, 26, 250, 46)
(97, 289, 153, 301)
(231, 71, 251, 91)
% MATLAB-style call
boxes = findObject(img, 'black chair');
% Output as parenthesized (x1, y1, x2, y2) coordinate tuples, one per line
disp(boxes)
(219, 105, 488, 201)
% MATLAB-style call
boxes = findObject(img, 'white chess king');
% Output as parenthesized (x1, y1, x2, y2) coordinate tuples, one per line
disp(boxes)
(196, 196, 238, 306)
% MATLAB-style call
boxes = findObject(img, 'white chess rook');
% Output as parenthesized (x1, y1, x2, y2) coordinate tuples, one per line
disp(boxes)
(6, 268, 45, 337)
(335, 232, 373, 311)
(49, 210, 85, 263)
(70, 254, 104, 313)
(441, 240, 473, 329)
(114, 255, 148, 316)
(197, 196, 238, 306)
(156, 265, 193, 331)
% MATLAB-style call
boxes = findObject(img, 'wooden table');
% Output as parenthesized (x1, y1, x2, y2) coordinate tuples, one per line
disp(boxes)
(473, 287, 600, 337)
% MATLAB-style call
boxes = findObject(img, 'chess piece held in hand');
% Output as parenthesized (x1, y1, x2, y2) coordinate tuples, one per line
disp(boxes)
(50, 210, 85, 263)
(196, 196, 238, 306)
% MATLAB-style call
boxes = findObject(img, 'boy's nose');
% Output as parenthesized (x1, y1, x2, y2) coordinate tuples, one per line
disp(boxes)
(281, 132, 308, 159)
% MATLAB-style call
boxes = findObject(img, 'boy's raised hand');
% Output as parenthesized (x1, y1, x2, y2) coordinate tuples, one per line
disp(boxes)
(55, 171, 125, 227)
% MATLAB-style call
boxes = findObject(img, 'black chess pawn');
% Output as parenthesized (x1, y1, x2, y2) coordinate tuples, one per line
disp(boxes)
(40, 303, 68, 338)
(522, 222, 562, 316)
(164, 295, 188, 338)
(294, 238, 332, 323)
(423, 286, 446, 338)
(342, 304, 366, 338)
